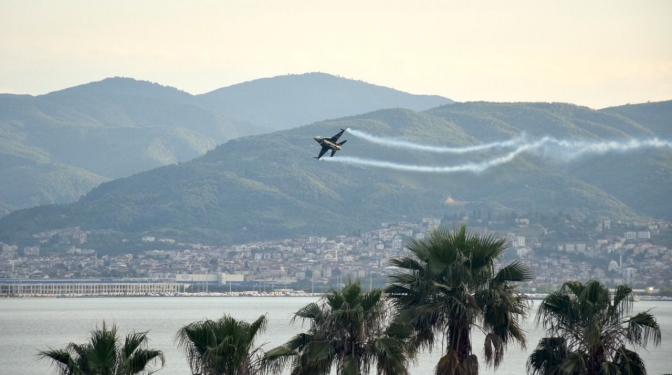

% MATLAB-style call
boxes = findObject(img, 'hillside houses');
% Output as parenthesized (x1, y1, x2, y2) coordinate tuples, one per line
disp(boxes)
(1, 217, 671, 291)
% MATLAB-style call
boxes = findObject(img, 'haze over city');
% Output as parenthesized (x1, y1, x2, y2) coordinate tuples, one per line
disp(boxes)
(1, 0, 671, 108)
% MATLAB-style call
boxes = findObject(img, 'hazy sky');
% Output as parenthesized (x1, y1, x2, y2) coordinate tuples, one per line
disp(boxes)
(1, 1, 670, 108)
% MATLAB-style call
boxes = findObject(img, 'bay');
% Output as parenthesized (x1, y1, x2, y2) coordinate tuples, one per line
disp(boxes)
(0, 297, 669, 375)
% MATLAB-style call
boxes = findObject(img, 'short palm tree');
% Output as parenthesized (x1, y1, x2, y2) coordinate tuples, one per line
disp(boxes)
(262, 279, 415, 375)
(176, 313, 267, 375)
(38, 321, 165, 375)
(386, 224, 533, 375)
(527, 279, 661, 375)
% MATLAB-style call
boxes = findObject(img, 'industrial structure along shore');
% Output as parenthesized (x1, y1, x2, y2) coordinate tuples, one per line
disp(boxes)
(0, 273, 246, 297)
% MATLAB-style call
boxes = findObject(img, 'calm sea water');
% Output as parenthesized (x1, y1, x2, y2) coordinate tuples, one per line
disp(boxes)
(0, 297, 669, 375)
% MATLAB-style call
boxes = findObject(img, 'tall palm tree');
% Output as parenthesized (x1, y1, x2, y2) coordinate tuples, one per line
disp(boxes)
(262, 280, 415, 375)
(527, 279, 661, 375)
(386, 224, 533, 375)
(38, 321, 165, 375)
(176, 313, 267, 375)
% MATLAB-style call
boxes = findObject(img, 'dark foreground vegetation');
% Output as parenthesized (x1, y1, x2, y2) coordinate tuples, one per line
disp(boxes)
(38, 226, 661, 375)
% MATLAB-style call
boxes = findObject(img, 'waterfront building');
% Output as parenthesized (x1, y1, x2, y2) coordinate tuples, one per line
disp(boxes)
(0, 278, 186, 296)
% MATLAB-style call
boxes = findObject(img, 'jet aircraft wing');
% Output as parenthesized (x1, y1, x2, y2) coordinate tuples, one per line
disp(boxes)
(315, 146, 329, 160)
(329, 129, 346, 143)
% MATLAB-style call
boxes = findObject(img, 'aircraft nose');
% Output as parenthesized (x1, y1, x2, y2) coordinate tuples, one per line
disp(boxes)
(314, 136, 321, 141)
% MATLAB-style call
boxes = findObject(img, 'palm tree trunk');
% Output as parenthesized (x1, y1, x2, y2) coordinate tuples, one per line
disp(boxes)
(589, 346, 606, 375)
(440, 323, 473, 375)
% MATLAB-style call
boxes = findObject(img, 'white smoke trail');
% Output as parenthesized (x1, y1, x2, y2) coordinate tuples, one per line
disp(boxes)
(346, 128, 525, 153)
(537, 137, 672, 160)
(324, 135, 672, 174)
(324, 140, 544, 173)
(346, 128, 672, 159)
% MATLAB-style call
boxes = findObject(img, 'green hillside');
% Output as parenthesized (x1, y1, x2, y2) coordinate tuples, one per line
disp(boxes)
(426, 102, 653, 140)
(1, 101, 669, 249)
(0, 74, 452, 215)
(601, 101, 672, 138)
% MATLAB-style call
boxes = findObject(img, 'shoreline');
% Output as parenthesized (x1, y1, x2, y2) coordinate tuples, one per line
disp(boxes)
(3, 293, 672, 301)
(1, 292, 323, 299)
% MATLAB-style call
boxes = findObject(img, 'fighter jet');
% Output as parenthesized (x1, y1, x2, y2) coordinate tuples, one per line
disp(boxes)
(314, 128, 347, 160)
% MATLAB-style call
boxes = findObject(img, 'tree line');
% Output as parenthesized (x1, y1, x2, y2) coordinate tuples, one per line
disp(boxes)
(38, 225, 662, 375)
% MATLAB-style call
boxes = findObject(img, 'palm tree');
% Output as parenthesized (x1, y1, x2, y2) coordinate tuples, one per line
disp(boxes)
(527, 279, 661, 375)
(262, 279, 415, 375)
(386, 224, 533, 375)
(37, 321, 165, 375)
(176, 313, 267, 375)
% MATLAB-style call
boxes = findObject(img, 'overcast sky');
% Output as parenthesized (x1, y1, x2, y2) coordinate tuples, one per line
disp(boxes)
(1, 0, 670, 108)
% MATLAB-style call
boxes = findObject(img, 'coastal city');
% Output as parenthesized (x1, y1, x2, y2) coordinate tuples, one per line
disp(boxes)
(2, 213, 671, 297)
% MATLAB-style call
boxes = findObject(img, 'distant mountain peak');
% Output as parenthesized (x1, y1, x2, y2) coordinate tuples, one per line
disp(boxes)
(198, 72, 453, 129)
(204, 71, 447, 98)
(46, 77, 192, 99)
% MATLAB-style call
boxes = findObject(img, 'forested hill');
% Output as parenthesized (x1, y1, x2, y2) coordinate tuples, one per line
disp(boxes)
(0, 73, 452, 216)
(0, 100, 670, 248)
(601, 101, 672, 138)
(197, 72, 452, 130)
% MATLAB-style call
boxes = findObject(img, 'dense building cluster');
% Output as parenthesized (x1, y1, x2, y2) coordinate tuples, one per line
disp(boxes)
(1, 216, 671, 292)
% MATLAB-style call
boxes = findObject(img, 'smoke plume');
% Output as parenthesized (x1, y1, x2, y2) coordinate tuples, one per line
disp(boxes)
(324, 129, 672, 174)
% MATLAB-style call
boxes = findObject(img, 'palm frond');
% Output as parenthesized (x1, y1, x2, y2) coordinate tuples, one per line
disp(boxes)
(121, 331, 149, 362)
(372, 337, 410, 375)
(483, 332, 505, 368)
(37, 349, 79, 375)
(125, 349, 165, 375)
(261, 346, 299, 375)
(626, 311, 662, 347)
(536, 292, 575, 332)
(615, 346, 647, 375)
(611, 284, 634, 316)
(176, 314, 266, 375)
(340, 355, 358, 375)
(492, 261, 534, 284)
(560, 351, 586, 375)
(291, 302, 322, 324)
(600, 361, 621, 375)
(580, 279, 611, 313)
(248, 314, 268, 342)
(284, 332, 315, 351)
(561, 280, 585, 298)
(304, 340, 335, 367)
(526, 337, 567, 375)
(388, 256, 426, 271)
(359, 289, 383, 315)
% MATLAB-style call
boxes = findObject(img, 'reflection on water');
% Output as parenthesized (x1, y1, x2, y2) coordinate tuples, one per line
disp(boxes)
(0, 298, 669, 375)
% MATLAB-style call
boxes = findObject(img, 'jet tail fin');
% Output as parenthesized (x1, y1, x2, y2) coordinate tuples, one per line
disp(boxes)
(338, 140, 347, 146)
(330, 149, 337, 157)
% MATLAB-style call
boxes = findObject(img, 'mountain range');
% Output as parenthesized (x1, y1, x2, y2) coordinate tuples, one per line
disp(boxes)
(0, 85, 670, 250)
(0, 73, 451, 216)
